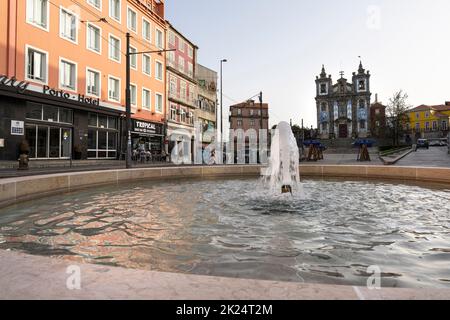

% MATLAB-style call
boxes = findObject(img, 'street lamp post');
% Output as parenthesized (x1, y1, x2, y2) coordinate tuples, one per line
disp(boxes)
(125, 32, 175, 168)
(220, 59, 227, 148)
(125, 33, 132, 169)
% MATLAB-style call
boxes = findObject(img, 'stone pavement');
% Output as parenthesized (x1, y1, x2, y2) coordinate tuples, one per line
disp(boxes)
(396, 147, 450, 168)
(1, 250, 449, 300)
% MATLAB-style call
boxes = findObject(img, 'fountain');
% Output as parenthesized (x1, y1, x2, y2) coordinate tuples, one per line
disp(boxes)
(264, 121, 302, 194)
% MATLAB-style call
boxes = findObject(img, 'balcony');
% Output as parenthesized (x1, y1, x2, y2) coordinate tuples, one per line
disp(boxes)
(169, 90, 197, 108)
(167, 60, 194, 80)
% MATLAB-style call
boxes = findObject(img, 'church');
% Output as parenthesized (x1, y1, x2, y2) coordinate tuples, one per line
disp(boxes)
(315, 62, 372, 139)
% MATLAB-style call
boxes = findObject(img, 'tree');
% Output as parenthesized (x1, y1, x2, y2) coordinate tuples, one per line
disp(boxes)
(386, 90, 411, 146)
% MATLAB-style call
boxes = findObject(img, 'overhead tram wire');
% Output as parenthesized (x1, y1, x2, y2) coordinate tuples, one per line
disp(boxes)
(67, 0, 165, 56)
(46, 0, 125, 56)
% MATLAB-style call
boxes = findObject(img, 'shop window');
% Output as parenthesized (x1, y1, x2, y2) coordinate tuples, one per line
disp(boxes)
(43, 106, 58, 122)
(88, 113, 118, 159)
(26, 103, 73, 124)
(98, 115, 108, 128)
(26, 125, 71, 159)
(26, 103, 43, 120)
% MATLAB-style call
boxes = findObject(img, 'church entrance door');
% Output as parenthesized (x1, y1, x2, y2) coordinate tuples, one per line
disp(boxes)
(339, 124, 348, 138)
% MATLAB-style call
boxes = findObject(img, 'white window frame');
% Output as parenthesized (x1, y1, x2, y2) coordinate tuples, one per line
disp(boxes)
(130, 83, 137, 107)
(108, 33, 121, 63)
(142, 17, 152, 43)
(155, 92, 163, 114)
(59, 6, 79, 44)
(178, 39, 185, 53)
(25, 44, 49, 85)
(155, 27, 164, 49)
(86, 22, 102, 55)
(155, 60, 163, 81)
(126, 6, 137, 33)
(109, 0, 121, 23)
(59, 57, 78, 92)
(168, 31, 175, 46)
(129, 45, 137, 70)
(26, 0, 50, 32)
(178, 56, 185, 73)
(188, 46, 194, 58)
(142, 88, 151, 110)
(87, 0, 102, 11)
(86, 67, 101, 98)
(108, 75, 121, 103)
(142, 54, 151, 76)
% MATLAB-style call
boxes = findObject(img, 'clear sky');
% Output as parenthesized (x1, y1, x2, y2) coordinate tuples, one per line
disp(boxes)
(166, 0, 450, 128)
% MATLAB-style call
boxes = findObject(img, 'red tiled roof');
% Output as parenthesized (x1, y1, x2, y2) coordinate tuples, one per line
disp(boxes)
(410, 104, 450, 112)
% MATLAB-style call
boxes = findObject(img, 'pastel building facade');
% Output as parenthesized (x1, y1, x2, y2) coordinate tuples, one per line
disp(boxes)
(0, 0, 167, 161)
(165, 22, 198, 153)
(407, 103, 450, 139)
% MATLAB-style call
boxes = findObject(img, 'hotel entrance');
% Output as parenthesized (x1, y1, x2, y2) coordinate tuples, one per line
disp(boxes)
(25, 125, 72, 159)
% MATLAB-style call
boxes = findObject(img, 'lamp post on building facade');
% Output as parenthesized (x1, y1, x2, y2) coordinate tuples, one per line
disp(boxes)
(125, 33, 175, 169)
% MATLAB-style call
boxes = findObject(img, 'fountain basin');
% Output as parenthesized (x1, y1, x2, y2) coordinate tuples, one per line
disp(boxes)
(0, 165, 449, 299)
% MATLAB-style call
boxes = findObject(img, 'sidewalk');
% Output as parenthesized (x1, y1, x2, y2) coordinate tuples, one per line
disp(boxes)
(0, 161, 176, 179)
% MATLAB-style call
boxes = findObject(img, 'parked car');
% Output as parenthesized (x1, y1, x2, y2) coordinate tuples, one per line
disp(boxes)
(429, 140, 441, 147)
(416, 139, 429, 149)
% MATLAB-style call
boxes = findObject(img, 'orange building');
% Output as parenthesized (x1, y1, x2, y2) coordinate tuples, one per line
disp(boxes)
(0, 0, 167, 161)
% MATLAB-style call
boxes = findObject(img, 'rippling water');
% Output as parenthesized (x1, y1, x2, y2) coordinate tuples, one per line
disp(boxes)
(0, 178, 449, 288)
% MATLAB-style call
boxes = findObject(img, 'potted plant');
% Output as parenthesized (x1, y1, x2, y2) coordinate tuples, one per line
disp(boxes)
(18, 140, 30, 170)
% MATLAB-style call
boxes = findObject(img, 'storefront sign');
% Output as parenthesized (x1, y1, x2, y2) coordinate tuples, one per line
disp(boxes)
(133, 120, 159, 135)
(11, 120, 25, 136)
(43, 86, 100, 106)
(0, 75, 29, 93)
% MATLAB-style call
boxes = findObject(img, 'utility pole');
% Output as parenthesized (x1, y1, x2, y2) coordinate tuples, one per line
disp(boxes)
(125, 33, 174, 169)
(259, 91, 263, 129)
(220, 59, 227, 148)
(125, 33, 132, 169)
